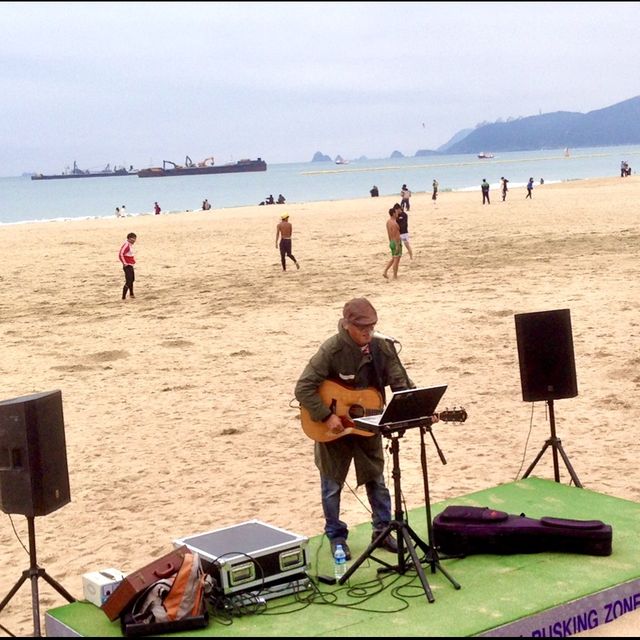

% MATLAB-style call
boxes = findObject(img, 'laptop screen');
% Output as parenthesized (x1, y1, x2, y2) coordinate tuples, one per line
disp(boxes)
(355, 384, 447, 428)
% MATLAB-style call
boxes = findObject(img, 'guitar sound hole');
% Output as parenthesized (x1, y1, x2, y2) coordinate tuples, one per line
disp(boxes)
(348, 405, 365, 419)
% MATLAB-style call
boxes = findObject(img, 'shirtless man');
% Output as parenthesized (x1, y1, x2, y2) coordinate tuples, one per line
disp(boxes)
(275, 213, 300, 271)
(383, 207, 402, 280)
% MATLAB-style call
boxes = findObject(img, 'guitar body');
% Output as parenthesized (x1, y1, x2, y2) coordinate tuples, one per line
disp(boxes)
(300, 380, 384, 443)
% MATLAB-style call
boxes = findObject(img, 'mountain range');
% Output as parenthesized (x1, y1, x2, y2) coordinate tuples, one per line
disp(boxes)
(441, 95, 640, 154)
(312, 95, 640, 161)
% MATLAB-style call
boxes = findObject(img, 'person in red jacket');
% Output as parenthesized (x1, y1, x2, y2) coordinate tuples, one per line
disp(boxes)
(119, 232, 137, 300)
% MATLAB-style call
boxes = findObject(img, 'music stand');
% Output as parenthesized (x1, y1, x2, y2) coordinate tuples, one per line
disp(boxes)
(0, 516, 75, 636)
(522, 399, 583, 487)
(338, 417, 458, 602)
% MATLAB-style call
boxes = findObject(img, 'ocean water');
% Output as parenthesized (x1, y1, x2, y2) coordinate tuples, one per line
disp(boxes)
(2, 144, 639, 225)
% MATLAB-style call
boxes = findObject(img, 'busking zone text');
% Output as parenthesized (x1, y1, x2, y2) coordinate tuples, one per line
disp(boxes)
(531, 591, 640, 636)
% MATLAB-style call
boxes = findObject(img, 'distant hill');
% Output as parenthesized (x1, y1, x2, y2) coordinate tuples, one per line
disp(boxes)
(437, 128, 474, 152)
(415, 149, 441, 157)
(311, 97, 640, 162)
(445, 96, 640, 154)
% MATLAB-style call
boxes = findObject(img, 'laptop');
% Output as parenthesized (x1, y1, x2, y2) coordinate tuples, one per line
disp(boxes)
(353, 384, 447, 431)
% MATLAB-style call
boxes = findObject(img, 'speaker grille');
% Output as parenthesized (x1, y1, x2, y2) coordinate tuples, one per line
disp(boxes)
(514, 309, 578, 402)
(0, 390, 71, 516)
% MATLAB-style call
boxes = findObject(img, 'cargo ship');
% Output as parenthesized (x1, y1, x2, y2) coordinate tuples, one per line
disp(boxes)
(137, 156, 267, 178)
(31, 162, 137, 180)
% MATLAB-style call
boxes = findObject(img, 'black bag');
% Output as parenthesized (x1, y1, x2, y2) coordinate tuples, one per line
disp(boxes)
(432, 505, 612, 557)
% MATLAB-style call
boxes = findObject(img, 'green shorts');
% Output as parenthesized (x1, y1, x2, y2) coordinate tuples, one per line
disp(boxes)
(389, 240, 402, 257)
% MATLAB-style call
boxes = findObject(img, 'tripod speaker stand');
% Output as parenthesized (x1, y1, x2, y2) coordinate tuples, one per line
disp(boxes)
(0, 516, 75, 636)
(522, 399, 582, 487)
(515, 309, 582, 488)
(338, 417, 460, 602)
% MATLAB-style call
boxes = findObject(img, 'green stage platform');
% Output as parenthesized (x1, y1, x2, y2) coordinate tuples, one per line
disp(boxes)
(45, 478, 640, 637)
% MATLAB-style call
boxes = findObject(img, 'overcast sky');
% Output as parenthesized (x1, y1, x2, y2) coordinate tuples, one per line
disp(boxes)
(2, 1, 638, 175)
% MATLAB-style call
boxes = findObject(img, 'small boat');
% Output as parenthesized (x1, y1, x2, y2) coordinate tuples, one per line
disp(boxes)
(335, 155, 349, 165)
(31, 161, 136, 180)
(477, 152, 495, 159)
(137, 156, 267, 177)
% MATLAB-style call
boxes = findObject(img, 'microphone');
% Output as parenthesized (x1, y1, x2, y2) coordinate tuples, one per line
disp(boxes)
(373, 331, 399, 343)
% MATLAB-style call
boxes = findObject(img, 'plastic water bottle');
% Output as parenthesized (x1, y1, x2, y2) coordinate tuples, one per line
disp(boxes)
(334, 544, 347, 581)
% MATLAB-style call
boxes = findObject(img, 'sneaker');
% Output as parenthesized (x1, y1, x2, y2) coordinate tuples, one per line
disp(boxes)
(372, 531, 398, 554)
(330, 538, 351, 561)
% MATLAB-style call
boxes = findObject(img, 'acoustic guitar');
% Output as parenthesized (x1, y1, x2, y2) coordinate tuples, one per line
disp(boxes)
(300, 379, 467, 443)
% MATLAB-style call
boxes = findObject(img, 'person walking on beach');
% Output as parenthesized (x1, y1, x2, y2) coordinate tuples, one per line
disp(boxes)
(394, 202, 413, 260)
(383, 207, 402, 279)
(432, 179, 439, 202)
(295, 297, 428, 560)
(115, 206, 122, 218)
(154, 202, 161, 215)
(501, 177, 509, 202)
(275, 213, 300, 271)
(481, 179, 490, 205)
(120, 205, 127, 217)
(400, 184, 411, 211)
(526, 177, 534, 199)
(202, 199, 211, 210)
(119, 232, 137, 300)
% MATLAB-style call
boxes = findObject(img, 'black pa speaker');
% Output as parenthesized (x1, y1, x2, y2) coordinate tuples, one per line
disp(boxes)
(514, 309, 578, 402)
(0, 389, 71, 517)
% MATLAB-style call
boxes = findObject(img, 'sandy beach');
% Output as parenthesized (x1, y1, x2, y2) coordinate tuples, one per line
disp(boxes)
(0, 176, 638, 637)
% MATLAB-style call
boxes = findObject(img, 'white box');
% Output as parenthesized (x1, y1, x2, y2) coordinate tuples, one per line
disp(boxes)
(82, 568, 126, 607)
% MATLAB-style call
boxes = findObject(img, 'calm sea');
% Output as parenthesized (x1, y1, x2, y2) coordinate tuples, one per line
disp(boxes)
(2, 145, 639, 225)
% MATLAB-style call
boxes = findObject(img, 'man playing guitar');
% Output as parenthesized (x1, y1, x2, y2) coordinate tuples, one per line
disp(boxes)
(295, 297, 438, 561)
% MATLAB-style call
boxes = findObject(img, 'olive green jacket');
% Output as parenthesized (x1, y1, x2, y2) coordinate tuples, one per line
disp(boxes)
(295, 321, 413, 486)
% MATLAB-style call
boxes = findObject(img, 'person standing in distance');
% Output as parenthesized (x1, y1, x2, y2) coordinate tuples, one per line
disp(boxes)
(295, 297, 433, 560)
(394, 202, 413, 260)
(154, 202, 161, 215)
(501, 177, 509, 202)
(400, 184, 411, 211)
(481, 179, 490, 205)
(119, 232, 137, 300)
(275, 213, 300, 271)
(432, 179, 439, 202)
(383, 207, 402, 279)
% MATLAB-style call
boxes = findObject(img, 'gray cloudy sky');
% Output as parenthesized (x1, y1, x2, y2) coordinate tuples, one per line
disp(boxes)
(2, 1, 638, 175)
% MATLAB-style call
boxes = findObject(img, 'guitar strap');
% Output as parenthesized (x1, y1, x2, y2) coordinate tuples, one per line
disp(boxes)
(369, 343, 388, 405)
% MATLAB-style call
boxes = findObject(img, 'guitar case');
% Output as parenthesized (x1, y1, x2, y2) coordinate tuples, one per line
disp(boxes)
(432, 505, 612, 557)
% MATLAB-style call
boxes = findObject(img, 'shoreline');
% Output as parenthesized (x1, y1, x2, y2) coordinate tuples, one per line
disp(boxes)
(0, 173, 611, 228)
(0, 176, 639, 636)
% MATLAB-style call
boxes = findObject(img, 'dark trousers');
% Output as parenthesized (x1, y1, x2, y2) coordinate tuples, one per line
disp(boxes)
(122, 265, 135, 298)
(279, 239, 297, 270)
(482, 191, 490, 204)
